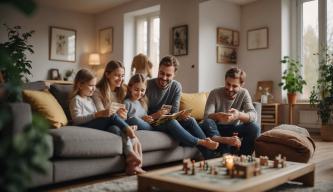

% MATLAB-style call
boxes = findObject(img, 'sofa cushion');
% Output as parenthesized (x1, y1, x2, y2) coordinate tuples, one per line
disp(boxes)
(49, 84, 73, 123)
(255, 124, 316, 163)
(23, 89, 68, 128)
(180, 92, 208, 121)
(50, 126, 122, 158)
(136, 130, 179, 152)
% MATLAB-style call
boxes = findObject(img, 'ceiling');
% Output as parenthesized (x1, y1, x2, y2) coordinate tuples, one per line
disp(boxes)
(35, 0, 135, 14)
(36, 0, 257, 14)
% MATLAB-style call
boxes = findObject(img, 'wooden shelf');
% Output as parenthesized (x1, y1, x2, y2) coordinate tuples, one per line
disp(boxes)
(261, 103, 279, 126)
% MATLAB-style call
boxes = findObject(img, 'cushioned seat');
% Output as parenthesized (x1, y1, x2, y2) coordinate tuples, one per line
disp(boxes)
(136, 130, 179, 152)
(255, 124, 316, 163)
(50, 126, 123, 158)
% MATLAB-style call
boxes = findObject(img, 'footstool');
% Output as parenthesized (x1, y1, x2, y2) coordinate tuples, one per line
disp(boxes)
(255, 124, 316, 163)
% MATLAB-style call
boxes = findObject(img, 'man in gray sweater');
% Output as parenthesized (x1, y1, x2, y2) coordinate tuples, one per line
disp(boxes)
(202, 67, 260, 155)
(145, 56, 219, 158)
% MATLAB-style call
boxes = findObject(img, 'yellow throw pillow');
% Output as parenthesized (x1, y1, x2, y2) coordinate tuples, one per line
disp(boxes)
(23, 89, 68, 128)
(180, 92, 209, 121)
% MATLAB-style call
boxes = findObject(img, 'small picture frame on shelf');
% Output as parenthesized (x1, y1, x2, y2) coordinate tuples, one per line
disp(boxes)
(49, 68, 61, 80)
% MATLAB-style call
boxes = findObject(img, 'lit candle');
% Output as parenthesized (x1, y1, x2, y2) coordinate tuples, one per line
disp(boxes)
(225, 156, 234, 171)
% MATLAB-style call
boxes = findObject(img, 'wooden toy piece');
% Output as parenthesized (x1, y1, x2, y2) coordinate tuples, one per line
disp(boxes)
(259, 156, 269, 166)
(191, 162, 196, 175)
(183, 159, 190, 174)
(273, 154, 286, 168)
(254, 161, 261, 176)
(231, 162, 256, 178)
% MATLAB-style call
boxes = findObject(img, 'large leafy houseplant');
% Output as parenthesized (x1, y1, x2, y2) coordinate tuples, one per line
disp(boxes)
(0, 24, 50, 192)
(279, 56, 307, 104)
(309, 48, 333, 128)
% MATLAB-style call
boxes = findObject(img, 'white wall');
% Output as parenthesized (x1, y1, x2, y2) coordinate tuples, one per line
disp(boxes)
(239, 0, 283, 102)
(198, 0, 241, 92)
(95, 0, 200, 92)
(0, 4, 95, 81)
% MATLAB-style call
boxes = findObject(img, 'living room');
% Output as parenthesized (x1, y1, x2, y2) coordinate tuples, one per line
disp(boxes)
(1, 0, 332, 191)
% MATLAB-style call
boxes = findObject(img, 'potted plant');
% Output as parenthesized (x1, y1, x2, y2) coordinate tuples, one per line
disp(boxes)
(63, 69, 74, 81)
(309, 48, 333, 141)
(0, 24, 50, 192)
(279, 56, 307, 104)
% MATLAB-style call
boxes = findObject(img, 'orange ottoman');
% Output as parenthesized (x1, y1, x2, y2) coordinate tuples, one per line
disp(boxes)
(255, 124, 316, 163)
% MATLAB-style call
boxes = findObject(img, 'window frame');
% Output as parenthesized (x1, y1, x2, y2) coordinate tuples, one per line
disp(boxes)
(296, 0, 328, 101)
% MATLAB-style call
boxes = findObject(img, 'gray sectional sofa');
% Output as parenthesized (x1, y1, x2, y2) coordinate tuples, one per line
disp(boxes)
(23, 82, 261, 188)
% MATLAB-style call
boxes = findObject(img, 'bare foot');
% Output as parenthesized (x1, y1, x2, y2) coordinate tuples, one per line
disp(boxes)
(134, 167, 146, 174)
(127, 151, 141, 167)
(212, 136, 241, 148)
(198, 138, 219, 150)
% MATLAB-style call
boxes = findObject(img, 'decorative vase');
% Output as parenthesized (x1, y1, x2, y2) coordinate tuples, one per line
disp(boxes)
(287, 93, 297, 104)
(320, 124, 333, 141)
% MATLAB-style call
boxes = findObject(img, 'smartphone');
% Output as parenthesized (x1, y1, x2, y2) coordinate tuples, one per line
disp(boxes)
(220, 112, 232, 116)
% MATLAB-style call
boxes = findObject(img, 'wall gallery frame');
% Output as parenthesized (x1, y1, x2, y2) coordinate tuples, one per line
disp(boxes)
(172, 25, 188, 56)
(49, 26, 76, 62)
(247, 27, 269, 50)
(99, 27, 113, 54)
(216, 46, 237, 64)
(217, 28, 239, 47)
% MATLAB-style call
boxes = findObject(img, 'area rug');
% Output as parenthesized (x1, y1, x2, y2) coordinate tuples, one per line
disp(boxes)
(66, 176, 333, 192)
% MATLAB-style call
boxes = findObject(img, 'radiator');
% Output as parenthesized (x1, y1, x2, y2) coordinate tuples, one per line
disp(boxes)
(298, 110, 321, 130)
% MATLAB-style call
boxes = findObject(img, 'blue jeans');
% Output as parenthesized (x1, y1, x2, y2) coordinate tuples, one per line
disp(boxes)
(201, 118, 260, 155)
(153, 117, 214, 159)
(126, 117, 154, 131)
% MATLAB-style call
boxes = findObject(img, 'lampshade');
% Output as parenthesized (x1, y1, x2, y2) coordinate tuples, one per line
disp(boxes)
(88, 53, 100, 65)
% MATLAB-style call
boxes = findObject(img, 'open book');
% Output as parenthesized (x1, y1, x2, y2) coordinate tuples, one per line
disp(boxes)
(151, 108, 192, 126)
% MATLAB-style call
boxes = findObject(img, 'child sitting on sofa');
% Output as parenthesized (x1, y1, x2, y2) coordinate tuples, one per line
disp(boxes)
(124, 74, 219, 156)
(69, 69, 145, 175)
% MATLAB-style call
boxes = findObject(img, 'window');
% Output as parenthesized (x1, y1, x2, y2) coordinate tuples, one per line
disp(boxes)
(298, 0, 333, 100)
(135, 12, 160, 77)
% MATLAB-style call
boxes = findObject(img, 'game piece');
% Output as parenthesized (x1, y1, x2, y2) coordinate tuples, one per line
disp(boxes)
(191, 163, 196, 175)
(273, 154, 286, 168)
(259, 156, 269, 166)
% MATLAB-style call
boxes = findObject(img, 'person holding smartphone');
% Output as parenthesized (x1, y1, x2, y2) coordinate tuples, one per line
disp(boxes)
(202, 67, 260, 155)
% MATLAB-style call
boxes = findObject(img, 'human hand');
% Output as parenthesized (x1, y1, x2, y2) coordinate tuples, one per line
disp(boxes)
(95, 108, 114, 118)
(117, 107, 128, 119)
(228, 108, 240, 121)
(142, 115, 154, 123)
(215, 112, 233, 123)
(178, 110, 191, 121)
(225, 136, 241, 148)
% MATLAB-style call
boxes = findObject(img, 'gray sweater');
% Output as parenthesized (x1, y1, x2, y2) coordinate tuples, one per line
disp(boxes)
(145, 78, 182, 114)
(204, 87, 257, 125)
(69, 95, 96, 125)
(124, 98, 147, 118)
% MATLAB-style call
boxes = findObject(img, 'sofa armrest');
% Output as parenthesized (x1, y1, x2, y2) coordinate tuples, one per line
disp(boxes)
(253, 102, 261, 128)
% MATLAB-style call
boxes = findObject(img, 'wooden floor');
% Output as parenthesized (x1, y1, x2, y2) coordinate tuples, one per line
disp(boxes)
(42, 133, 333, 192)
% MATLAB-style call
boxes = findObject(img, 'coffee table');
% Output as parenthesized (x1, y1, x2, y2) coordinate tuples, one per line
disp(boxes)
(138, 158, 315, 192)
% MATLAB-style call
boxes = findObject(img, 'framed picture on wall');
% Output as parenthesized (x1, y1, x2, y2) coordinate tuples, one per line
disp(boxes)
(172, 25, 188, 56)
(99, 27, 113, 54)
(216, 45, 237, 64)
(49, 26, 76, 62)
(217, 28, 233, 46)
(247, 27, 269, 50)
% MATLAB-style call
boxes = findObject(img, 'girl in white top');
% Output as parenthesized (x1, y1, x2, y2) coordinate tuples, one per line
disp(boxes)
(69, 69, 145, 175)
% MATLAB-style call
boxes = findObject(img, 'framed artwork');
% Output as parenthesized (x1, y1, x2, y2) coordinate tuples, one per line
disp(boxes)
(172, 25, 188, 56)
(247, 27, 269, 50)
(217, 28, 233, 46)
(49, 26, 76, 62)
(99, 27, 113, 54)
(216, 45, 237, 64)
(232, 31, 239, 46)
(49, 68, 61, 80)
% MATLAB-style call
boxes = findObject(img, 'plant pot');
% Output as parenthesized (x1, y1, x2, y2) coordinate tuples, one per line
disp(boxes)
(287, 93, 297, 104)
(321, 124, 333, 141)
